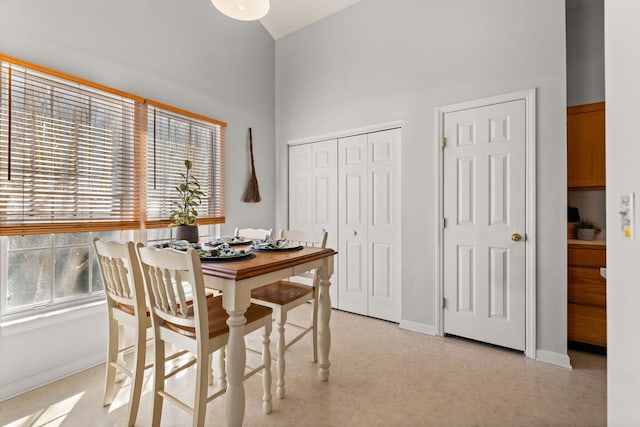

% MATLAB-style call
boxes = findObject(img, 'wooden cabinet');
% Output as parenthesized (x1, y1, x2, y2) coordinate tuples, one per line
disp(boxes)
(567, 102, 605, 190)
(568, 243, 606, 348)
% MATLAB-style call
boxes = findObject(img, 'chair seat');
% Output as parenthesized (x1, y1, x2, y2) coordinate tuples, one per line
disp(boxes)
(116, 303, 151, 317)
(116, 290, 215, 316)
(165, 295, 272, 339)
(252, 281, 313, 305)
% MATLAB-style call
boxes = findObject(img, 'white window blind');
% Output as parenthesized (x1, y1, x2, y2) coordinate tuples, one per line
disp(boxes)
(145, 101, 225, 227)
(0, 55, 227, 235)
(0, 59, 141, 235)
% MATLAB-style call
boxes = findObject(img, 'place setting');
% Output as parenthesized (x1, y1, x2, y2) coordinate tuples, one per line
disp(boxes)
(205, 235, 253, 247)
(153, 239, 255, 262)
(251, 238, 304, 252)
(197, 243, 255, 262)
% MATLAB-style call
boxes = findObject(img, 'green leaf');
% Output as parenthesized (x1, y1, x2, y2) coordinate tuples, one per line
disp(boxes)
(169, 159, 207, 226)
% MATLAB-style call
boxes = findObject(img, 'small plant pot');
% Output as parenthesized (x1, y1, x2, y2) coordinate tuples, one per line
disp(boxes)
(576, 228, 596, 241)
(175, 225, 199, 243)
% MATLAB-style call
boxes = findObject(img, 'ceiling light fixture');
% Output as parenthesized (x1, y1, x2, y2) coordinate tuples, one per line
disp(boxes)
(211, 0, 270, 21)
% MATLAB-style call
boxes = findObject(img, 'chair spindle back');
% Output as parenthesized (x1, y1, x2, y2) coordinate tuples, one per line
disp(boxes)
(138, 247, 208, 333)
(93, 239, 144, 312)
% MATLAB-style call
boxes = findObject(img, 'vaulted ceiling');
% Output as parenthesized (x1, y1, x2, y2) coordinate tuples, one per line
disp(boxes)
(259, 0, 363, 39)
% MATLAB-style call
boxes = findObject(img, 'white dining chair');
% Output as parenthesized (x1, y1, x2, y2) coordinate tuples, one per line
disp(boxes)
(93, 239, 150, 427)
(250, 229, 328, 399)
(137, 246, 273, 427)
(234, 227, 273, 241)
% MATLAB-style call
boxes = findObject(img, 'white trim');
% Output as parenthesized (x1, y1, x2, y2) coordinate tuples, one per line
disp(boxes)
(286, 120, 404, 146)
(0, 237, 7, 317)
(399, 320, 437, 336)
(0, 300, 106, 336)
(535, 350, 573, 369)
(435, 107, 444, 337)
(524, 90, 537, 359)
(0, 352, 105, 402)
(435, 88, 537, 359)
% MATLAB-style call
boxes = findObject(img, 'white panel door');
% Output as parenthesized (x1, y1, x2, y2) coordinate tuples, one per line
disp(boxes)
(288, 144, 313, 232)
(312, 140, 338, 307)
(443, 100, 526, 351)
(338, 134, 369, 315)
(289, 141, 338, 308)
(367, 129, 401, 322)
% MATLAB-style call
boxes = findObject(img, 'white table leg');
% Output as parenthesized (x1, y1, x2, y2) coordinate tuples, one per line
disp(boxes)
(262, 317, 272, 414)
(317, 263, 332, 382)
(225, 309, 247, 427)
(222, 282, 250, 427)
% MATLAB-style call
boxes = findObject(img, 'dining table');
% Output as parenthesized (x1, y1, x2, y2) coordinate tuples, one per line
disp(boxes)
(200, 245, 336, 427)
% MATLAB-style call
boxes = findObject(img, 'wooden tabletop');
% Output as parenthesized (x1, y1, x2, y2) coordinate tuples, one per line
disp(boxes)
(200, 246, 337, 281)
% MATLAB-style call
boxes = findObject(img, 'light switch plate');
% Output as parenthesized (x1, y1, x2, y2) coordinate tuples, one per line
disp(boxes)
(620, 193, 635, 239)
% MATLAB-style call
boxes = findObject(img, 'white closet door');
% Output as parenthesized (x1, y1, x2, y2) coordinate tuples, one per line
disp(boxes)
(289, 144, 313, 232)
(338, 134, 369, 315)
(367, 129, 401, 322)
(312, 140, 339, 307)
(289, 141, 338, 308)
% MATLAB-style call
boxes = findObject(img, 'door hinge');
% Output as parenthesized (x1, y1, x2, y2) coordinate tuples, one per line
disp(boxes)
(441, 297, 446, 309)
(441, 137, 447, 148)
(441, 217, 447, 228)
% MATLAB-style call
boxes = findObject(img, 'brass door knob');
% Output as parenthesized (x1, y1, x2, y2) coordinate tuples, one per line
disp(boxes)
(511, 233, 522, 242)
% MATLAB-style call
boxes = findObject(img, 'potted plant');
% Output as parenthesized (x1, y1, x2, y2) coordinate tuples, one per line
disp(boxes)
(576, 219, 596, 241)
(169, 159, 205, 243)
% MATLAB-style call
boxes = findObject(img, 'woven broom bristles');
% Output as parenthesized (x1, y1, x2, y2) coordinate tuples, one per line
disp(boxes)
(242, 127, 262, 203)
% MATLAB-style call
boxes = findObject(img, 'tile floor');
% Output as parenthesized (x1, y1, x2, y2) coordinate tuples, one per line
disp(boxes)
(0, 306, 606, 426)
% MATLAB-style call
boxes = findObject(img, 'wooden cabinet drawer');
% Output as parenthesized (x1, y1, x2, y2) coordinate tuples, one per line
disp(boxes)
(568, 267, 606, 307)
(568, 247, 606, 267)
(568, 303, 607, 347)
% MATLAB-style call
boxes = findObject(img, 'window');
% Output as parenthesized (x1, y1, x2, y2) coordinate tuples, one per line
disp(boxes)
(0, 60, 141, 235)
(1, 231, 121, 317)
(0, 55, 226, 319)
(145, 101, 225, 228)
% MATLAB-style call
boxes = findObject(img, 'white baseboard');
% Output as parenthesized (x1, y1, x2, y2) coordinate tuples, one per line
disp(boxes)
(0, 352, 104, 402)
(398, 320, 438, 336)
(536, 350, 573, 369)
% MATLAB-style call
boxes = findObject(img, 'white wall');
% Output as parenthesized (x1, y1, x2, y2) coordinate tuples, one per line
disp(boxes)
(605, 1, 640, 424)
(566, 0, 605, 107)
(0, 0, 275, 400)
(568, 190, 606, 233)
(275, 0, 569, 358)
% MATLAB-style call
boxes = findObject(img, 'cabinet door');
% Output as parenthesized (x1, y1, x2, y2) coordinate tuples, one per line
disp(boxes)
(367, 129, 401, 322)
(338, 134, 369, 315)
(568, 266, 606, 307)
(567, 102, 605, 189)
(568, 303, 607, 347)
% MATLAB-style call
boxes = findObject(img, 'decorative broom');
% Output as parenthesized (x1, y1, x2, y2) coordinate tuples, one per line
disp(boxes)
(242, 127, 262, 203)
